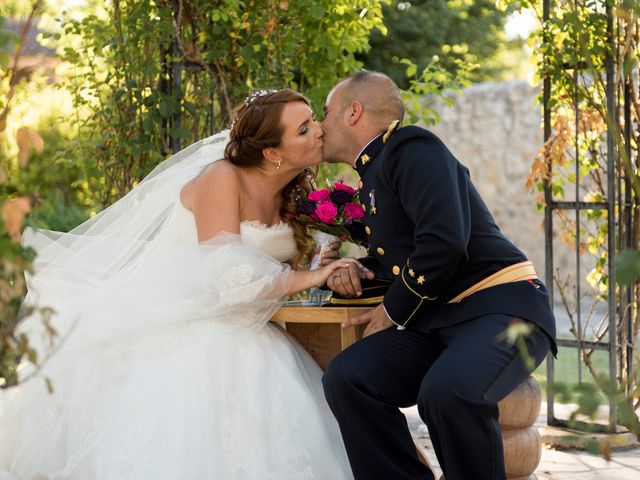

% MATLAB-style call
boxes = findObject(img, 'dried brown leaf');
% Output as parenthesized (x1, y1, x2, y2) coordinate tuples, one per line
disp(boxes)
(527, 147, 550, 191)
(1, 197, 31, 241)
(16, 127, 44, 168)
(266, 17, 277, 35)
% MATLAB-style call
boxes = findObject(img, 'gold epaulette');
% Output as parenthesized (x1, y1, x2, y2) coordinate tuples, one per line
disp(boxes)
(382, 120, 401, 143)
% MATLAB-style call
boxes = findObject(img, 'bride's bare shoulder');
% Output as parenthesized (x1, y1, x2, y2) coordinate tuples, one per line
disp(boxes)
(181, 160, 240, 210)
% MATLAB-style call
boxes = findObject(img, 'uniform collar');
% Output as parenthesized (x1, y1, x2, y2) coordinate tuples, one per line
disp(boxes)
(353, 121, 402, 175)
(354, 134, 385, 175)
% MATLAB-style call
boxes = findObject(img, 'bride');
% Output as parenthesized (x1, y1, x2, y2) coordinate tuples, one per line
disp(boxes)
(0, 89, 357, 479)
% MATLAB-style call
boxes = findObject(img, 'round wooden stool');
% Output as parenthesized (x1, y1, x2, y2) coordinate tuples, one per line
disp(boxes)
(499, 375, 542, 480)
(439, 376, 542, 480)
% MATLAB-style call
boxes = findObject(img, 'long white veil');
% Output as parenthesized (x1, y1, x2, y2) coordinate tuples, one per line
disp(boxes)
(20, 130, 292, 360)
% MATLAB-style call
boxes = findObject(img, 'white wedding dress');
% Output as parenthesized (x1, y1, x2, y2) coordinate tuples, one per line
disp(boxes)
(0, 132, 353, 480)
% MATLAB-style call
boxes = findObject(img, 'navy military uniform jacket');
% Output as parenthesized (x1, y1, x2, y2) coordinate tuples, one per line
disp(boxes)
(356, 125, 557, 353)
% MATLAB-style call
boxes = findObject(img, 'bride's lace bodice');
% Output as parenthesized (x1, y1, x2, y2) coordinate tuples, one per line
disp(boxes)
(172, 201, 298, 263)
(239, 220, 298, 263)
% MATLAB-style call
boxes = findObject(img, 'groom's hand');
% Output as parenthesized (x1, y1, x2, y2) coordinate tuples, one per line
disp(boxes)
(327, 262, 375, 297)
(342, 304, 394, 337)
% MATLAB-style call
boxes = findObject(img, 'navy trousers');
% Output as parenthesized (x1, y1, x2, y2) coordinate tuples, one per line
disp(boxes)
(322, 314, 550, 480)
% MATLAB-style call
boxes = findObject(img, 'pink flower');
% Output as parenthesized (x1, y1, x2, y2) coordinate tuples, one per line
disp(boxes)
(308, 189, 331, 202)
(344, 202, 365, 221)
(315, 201, 338, 224)
(334, 182, 356, 195)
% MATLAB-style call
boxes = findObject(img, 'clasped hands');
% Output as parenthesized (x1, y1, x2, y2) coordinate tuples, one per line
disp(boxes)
(319, 242, 394, 337)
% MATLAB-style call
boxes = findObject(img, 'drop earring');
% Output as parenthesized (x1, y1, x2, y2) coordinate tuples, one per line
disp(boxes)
(277, 159, 281, 170)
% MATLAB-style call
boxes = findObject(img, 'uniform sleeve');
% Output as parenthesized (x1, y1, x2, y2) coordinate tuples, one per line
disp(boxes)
(381, 138, 471, 327)
(358, 255, 393, 281)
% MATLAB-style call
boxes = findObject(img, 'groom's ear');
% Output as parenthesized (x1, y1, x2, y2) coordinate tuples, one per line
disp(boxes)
(262, 147, 281, 167)
(347, 101, 364, 126)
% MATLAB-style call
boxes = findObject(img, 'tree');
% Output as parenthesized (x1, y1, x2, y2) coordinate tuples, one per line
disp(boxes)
(55, 0, 387, 207)
(361, 0, 520, 88)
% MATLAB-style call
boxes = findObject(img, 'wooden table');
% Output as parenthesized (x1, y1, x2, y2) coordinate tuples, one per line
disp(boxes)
(271, 305, 370, 370)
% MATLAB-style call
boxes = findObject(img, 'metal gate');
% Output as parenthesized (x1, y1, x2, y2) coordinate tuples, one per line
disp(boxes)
(542, 0, 636, 432)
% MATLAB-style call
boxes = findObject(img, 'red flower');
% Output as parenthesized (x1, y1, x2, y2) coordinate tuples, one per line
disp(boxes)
(315, 201, 338, 224)
(344, 202, 365, 221)
(334, 182, 356, 195)
(308, 189, 331, 202)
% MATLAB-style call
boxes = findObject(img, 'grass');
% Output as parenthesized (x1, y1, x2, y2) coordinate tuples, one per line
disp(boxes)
(532, 346, 612, 403)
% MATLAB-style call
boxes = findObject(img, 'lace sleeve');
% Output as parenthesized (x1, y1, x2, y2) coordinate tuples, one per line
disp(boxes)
(192, 235, 293, 330)
(200, 243, 291, 307)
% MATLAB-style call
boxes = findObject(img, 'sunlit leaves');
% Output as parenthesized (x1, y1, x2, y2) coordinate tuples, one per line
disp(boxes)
(55, 1, 387, 207)
(363, 0, 516, 88)
(400, 56, 474, 125)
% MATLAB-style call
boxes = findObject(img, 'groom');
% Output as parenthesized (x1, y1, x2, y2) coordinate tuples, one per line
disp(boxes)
(320, 71, 557, 480)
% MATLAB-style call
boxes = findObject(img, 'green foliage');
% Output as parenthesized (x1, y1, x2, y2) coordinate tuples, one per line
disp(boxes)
(56, 0, 387, 207)
(362, 0, 520, 88)
(2, 80, 92, 231)
(400, 56, 474, 125)
(0, 1, 59, 388)
(616, 249, 640, 286)
(54, 0, 474, 206)
(0, 220, 49, 388)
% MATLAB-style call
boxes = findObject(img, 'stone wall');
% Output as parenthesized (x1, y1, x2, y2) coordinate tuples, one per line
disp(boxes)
(426, 80, 550, 276)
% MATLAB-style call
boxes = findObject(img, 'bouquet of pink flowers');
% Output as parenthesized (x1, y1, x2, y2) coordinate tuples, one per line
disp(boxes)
(297, 181, 368, 247)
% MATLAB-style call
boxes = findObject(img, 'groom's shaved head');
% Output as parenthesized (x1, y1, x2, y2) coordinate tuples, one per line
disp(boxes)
(322, 71, 405, 165)
(335, 71, 404, 129)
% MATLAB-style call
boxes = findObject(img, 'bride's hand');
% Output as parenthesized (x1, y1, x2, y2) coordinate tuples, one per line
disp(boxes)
(312, 258, 368, 288)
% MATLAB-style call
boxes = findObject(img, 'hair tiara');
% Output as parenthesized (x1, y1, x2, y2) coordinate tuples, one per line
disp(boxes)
(244, 89, 277, 107)
(231, 89, 277, 130)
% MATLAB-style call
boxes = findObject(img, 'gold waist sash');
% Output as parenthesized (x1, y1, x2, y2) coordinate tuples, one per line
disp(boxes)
(447, 261, 538, 304)
(327, 261, 537, 307)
